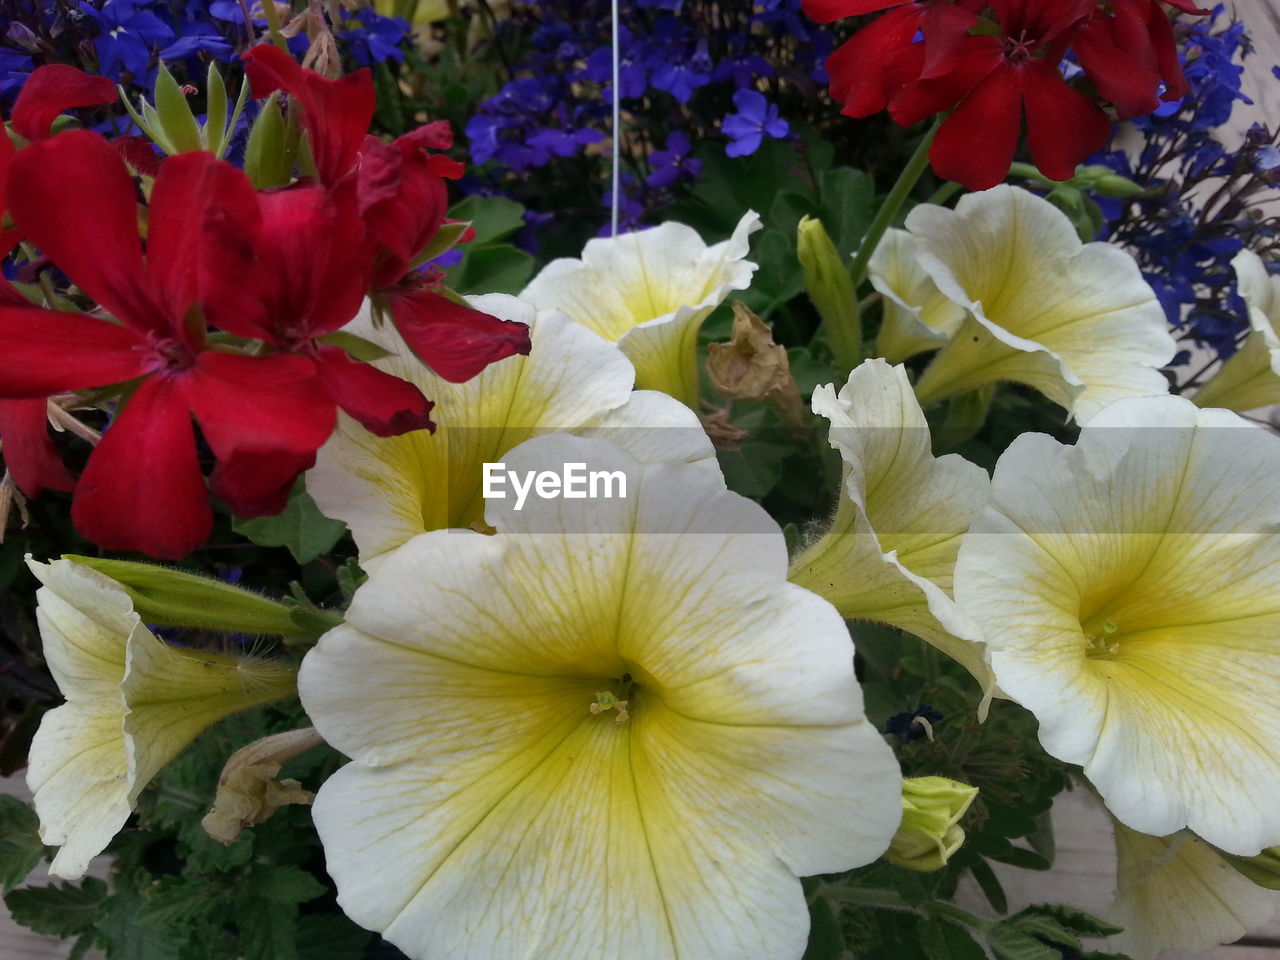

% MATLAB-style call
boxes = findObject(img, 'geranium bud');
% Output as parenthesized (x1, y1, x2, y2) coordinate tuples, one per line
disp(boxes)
(884, 776, 979, 872)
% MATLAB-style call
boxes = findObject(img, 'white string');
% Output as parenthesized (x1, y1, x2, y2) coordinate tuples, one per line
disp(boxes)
(610, 0, 621, 237)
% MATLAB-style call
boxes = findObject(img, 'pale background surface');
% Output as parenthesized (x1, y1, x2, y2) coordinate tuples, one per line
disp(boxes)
(3, 1, 1279, 957)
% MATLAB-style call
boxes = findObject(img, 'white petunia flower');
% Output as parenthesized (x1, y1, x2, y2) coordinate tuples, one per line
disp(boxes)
(955, 395, 1280, 855)
(1109, 819, 1280, 960)
(25, 558, 296, 878)
(300, 433, 902, 960)
(520, 212, 762, 407)
(868, 228, 966, 364)
(306, 294, 715, 567)
(899, 186, 1175, 422)
(1192, 248, 1280, 412)
(789, 360, 992, 697)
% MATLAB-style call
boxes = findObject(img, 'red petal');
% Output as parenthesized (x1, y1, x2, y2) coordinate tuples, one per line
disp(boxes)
(1023, 59, 1113, 181)
(179, 351, 336, 459)
(147, 151, 264, 337)
(1162, 0, 1208, 13)
(209, 448, 316, 518)
(359, 139, 451, 285)
(72, 375, 211, 560)
(11, 65, 116, 142)
(919, 4, 981, 79)
(803, 0, 909, 22)
(0, 398, 75, 496)
(314, 345, 435, 437)
(1147, 1, 1190, 101)
(928, 64, 1024, 191)
(826, 6, 928, 118)
(7, 131, 166, 334)
(395, 122, 454, 152)
(1073, 13, 1160, 118)
(386, 289, 532, 383)
(889, 35, 1004, 127)
(0, 305, 152, 396)
(242, 45, 374, 187)
(0, 126, 16, 255)
(114, 136, 165, 176)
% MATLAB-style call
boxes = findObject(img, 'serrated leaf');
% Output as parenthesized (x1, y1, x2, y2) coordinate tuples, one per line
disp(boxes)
(0, 794, 46, 892)
(232, 482, 348, 565)
(4, 876, 108, 937)
(136, 876, 221, 925)
(446, 195, 526, 246)
(817, 167, 875, 256)
(237, 897, 300, 960)
(1020, 904, 1123, 938)
(242, 864, 326, 905)
(803, 895, 845, 960)
(922, 921, 988, 960)
(986, 922, 1061, 960)
(98, 887, 186, 960)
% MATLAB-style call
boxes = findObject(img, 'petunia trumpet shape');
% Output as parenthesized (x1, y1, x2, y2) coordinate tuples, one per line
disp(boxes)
(904, 186, 1175, 422)
(867, 228, 966, 364)
(1109, 819, 1280, 960)
(1192, 249, 1280, 413)
(955, 395, 1280, 855)
(307, 295, 716, 566)
(25, 557, 297, 879)
(789, 360, 993, 696)
(299, 433, 902, 960)
(520, 211, 761, 408)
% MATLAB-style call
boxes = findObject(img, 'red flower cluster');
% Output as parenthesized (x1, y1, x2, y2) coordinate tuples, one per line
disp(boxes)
(0, 55, 532, 560)
(805, 0, 1209, 189)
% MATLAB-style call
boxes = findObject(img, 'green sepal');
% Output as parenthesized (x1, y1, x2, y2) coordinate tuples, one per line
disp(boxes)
(153, 63, 204, 154)
(315, 331, 398, 362)
(62, 555, 301, 636)
(244, 93, 291, 189)
(204, 61, 229, 156)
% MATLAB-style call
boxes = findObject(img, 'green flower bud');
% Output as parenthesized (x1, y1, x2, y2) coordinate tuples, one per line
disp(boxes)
(797, 215, 861, 376)
(1072, 164, 1146, 198)
(62, 555, 305, 637)
(885, 776, 979, 872)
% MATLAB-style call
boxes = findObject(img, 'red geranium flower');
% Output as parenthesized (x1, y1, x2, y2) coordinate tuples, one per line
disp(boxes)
(0, 131, 337, 558)
(242, 45, 532, 382)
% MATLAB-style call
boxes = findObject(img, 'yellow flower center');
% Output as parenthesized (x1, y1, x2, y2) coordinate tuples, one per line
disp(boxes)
(1082, 617, 1122, 660)
(587, 673, 636, 724)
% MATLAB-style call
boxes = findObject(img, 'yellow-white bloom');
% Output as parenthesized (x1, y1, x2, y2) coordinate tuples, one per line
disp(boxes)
(307, 294, 715, 567)
(25, 558, 297, 878)
(520, 212, 762, 407)
(1192, 249, 1280, 412)
(899, 186, 1174, 422)
(955, 395, 1280, 855)
(789, 360, 992, 695)
(868, 228, 965, 364)
(1110, 819, 1280, 960)
(299, 434, 902, 960)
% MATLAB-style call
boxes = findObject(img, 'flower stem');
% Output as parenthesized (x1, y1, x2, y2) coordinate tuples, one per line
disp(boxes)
(849, 118, 943, 290)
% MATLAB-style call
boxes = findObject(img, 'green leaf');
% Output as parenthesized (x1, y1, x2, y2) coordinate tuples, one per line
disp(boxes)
(992, 846, 1052, 871)
(802, 896, 845, 960)
(446, 242, 536, 295)
(4, 876, 108, 937)
(737, 228, 805, 314)
(922, 921, 988, 960)
(447, 195, 527, 246)
(237, 898, 299, 960)
(716, 441, 791, 499)
(242, 864, 326, 905)
(986, 922, 1062, 960)
(97, 887, 186, 960)
(0, 794, 45, 893)
(233, 481, 348, 565)
(295, 914, 375, 960)
(969, 858, 1008, 915)
(817, 167, 876, 257)
(1019, 904, 1122, 938)
(136, 876, 221, 926)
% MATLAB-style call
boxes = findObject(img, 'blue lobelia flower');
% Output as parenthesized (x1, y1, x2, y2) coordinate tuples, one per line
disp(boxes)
(722, 88, 789, 158)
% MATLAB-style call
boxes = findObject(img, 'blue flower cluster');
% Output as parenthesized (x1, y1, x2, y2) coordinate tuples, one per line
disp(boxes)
(0, 0, 412, 104)
(1092, 6, 1279, 365)
(463, 0, 830, 231)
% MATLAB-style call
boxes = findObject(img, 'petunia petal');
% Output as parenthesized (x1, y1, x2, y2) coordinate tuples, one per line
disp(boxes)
(1192, 249, 1280, 412)
(867, 228, 966, 363)
(956, 395, 1280, 855)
